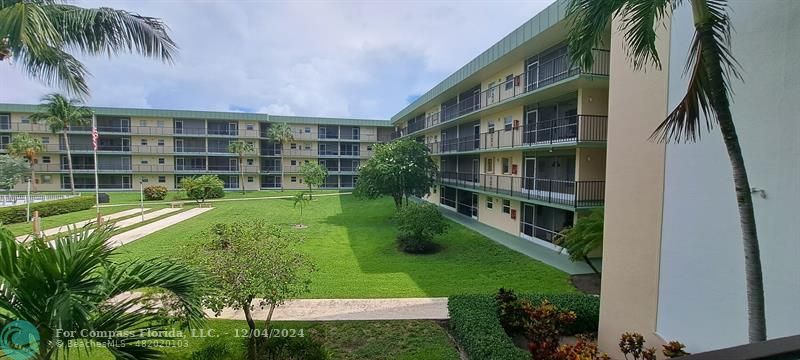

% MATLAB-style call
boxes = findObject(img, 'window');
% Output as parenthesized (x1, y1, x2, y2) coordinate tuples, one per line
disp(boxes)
(139, 120, 146, 127)
(366, 145, 373, 151)
(41, 136, 50, 144)
(304, 144, 311, 150)
(290, 143, 297, 150)
(502, 158, 510, 174)
(21, 116, 30, 124)
(42, 175, 52, 184)
(486, 196, 494, 209)
(502, 199, 511, 214)
(305, 127, 311, 133)
(157, 120, 164, 128)
(157, 139, 165, 146)
(290, 160, 297, 166)
(42, 156, 51, 164)
(142, 178, 149, 183)
(505, 74, 514, 90)
(158, 176, 166, 183)
(290, 176, 297, 183)
(504, 116, 513, 131)
(158, 158, 165, 164)
(485, 158, 494, 173)
(247, 176, 254, 182)
(246, 124, 254, 131)
(140, 139, 148, 146)
(141, 160, 149, 164)
(488, 122, 495, 133)
(247, 159, 254, 165)
(247, 141, 254, 146)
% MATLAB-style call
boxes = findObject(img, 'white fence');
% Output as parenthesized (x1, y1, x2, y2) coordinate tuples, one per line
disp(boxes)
(0, 194, 80, 207)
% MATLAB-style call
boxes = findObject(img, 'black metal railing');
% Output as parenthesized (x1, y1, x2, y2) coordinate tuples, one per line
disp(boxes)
(438, 171, 604, 207)
(60, 144, 131, 152)
(397, 49, 610, 137)
(427, 115, 607, 154)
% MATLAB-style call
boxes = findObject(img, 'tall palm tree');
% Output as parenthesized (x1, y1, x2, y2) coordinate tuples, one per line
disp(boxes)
(227, 139, 255, 194)
(267, 123, 294, 192)
(8, 133, 44, 191)
(0, 1, 176, 97)
(29, 94, 92, 195)
(0, 225, 206, 359)
(567, 0, 765, 342)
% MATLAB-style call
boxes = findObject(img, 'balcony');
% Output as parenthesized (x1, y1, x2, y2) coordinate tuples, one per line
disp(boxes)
(396, 48, 610, 138)
(438, 171, 604, 208)
(173, 146, 207, 153)
(427, 115, 607, 154)
(207, 165, 259, 173)
(47, 143, 131, 152)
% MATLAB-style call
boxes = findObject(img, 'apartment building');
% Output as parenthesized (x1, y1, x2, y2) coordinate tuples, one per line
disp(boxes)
(0, 105, 393, 191)
(390, 1, 610, 252)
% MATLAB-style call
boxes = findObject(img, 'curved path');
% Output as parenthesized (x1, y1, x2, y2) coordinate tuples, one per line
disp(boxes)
(208, 298, 449, 321)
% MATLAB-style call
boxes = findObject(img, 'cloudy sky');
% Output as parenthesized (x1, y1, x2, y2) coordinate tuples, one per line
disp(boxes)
(0, 0, 554, 120)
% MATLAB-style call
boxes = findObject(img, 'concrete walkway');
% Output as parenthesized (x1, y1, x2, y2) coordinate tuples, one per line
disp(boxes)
(208, 298, 449, 321)
(112, 207, 181, 228)
(99, 191, 351, 208)
(16, 208, 150, 242)
(107, 207, 214, 248)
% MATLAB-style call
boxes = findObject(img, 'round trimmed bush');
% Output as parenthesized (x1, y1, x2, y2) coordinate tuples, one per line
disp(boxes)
(397, 232, 440, 254)
(143, 185, 168, 200)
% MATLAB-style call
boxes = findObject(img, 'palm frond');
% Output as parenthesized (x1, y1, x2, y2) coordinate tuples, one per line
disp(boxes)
(617, 0, 672, 70)
(651, 0, 741, 143)
(566, 0, 625, 69)
(15, 46, 90, 97)
(0, 1, 62, 55)
(44, 5, 177, 62)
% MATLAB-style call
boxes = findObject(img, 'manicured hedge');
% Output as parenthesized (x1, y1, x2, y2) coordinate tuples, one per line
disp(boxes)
(448, 293, 600, 360)
(0, 196, 95, 224)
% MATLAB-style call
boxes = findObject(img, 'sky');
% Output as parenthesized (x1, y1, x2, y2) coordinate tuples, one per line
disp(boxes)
(0, 0, 554, 120)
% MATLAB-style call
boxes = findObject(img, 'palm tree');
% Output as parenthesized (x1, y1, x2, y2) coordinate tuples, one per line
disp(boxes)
(0, 225, 206, 359)
(556, 209, 603, 275)
(267, 123, 295, 192)
(293, 191, 310, 227)
(8, 133, 44, 192)
(567, 0, 765, 342)
(29, 94, 92, 195)
(227, 140, 255, 194)
(0, 1, 176, 97)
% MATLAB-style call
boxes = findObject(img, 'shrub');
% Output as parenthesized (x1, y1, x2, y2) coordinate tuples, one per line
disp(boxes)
(524, 299, 577, 359)
(143, 185, 168, 200)
(396, 232, 440, 254)
(496, 288, 527, 335)
(0, 196, 95, 225)
(189, 339, 235, 360)
(180, 175, 225, 202)
(395, 202, 447, 254)
(259, 336, 328, 360)
(448, 292, 600, 360)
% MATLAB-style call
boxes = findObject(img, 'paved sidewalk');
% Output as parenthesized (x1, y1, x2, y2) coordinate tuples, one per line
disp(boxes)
(16, 208, 150, 242)
(208, 298, 449, 321)
(112, 207, 181, 228)
(108, 207, 214, 248)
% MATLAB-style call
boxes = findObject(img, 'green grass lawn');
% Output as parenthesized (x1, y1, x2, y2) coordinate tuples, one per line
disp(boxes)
(116, 194, 575, 298)
(66, 319, 460, 360)
(3, 205, 142, 236)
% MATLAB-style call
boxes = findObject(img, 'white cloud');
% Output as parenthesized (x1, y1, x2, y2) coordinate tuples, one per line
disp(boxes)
(0, 0, 554, 119)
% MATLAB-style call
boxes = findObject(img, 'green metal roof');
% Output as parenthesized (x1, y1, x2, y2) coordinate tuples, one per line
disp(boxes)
(0, 103, 392, 127)
(391, 0, 568, 123)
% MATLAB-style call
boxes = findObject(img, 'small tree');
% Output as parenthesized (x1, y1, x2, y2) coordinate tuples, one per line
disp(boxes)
(227, 140, 255, 194)
(355, 139, 438, 209)
(0, 155, 28, 192)
(293, 191, 310, 227)
(395, 202, 448, 253)
(187, 221, 315, 337)
(180, 175, 224, 203)
(556, 208, 603, 275)
(266, 123, 294, 192)
(299, 162, 327, 199)
(7, 133, 43, 191)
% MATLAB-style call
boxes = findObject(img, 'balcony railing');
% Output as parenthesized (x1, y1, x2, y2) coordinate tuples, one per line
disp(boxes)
(207, 128, 239, 136)
(50, 144, 131, 152)
(427, 115, 607, 154)
(394, 49, 610, 138)
(174, 146, 207, 153)
(438, 171, 604, 207)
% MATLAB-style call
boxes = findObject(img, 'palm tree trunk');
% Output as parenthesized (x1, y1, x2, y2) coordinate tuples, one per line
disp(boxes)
(63, 131, 76, 194)
(240, 155, 245, 194)
(583, 256, 600, 276)
(692, 0, 766, 341)
(279, 143, 285, 192)
(717, 109, 766, 342)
